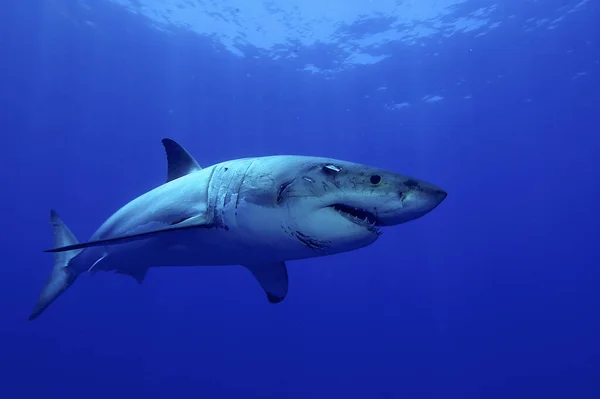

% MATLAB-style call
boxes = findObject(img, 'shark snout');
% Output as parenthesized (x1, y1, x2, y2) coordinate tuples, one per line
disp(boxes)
(431, 188, 448, 204)
(406, 183, 447, 210)
(378, 183, 447, 226)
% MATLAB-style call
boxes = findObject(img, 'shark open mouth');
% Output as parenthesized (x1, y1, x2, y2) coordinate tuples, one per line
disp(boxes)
(330, 204, 382, 233)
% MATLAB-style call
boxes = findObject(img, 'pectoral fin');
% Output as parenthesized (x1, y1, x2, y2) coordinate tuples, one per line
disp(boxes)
(244, 262, 289, 304)
(44, 215, 214, 253)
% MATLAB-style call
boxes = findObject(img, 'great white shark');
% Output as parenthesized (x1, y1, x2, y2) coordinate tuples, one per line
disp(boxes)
(30, 138, 447, 320)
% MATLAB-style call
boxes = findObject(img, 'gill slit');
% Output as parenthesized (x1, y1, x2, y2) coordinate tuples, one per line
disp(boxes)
(234, 159, 257, 211)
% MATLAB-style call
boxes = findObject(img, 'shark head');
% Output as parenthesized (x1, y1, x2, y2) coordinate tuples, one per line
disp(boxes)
(236, 156, 447, 256)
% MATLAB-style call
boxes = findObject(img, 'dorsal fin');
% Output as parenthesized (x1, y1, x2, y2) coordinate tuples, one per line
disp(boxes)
(161, 138, 202, 182)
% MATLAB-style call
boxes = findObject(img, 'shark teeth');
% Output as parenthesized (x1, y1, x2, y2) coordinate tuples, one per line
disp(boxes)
(331, 204, 381, 233)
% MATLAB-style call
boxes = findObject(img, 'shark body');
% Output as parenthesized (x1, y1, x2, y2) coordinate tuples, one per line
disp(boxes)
(30, 138, 447, 320)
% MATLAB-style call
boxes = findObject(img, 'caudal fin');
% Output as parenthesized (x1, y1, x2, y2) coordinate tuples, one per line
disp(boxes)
(29, 210, 82, 321)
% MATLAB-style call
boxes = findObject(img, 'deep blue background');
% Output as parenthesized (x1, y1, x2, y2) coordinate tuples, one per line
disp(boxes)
(1, 1, 599, 398)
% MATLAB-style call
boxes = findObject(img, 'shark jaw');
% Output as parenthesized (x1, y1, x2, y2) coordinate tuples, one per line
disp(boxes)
(329, 203, 382, 234)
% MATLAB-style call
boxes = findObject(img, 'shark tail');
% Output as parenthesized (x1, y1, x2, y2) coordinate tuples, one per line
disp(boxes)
(29, 210, 83, 321)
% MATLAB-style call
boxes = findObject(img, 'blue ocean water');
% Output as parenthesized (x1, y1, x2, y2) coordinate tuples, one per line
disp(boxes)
(1, 0, 599, 398)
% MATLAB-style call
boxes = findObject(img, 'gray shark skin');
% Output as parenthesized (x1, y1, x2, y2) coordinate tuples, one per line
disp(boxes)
(29, 138, 447, 320)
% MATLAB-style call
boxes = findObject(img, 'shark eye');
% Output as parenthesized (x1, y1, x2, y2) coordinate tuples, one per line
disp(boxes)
(370, 175, 382, 185)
